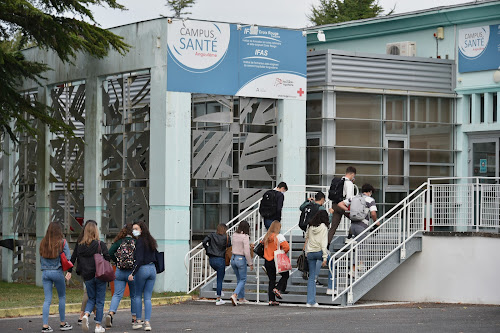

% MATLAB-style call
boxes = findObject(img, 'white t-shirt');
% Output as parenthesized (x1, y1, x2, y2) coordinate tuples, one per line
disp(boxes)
(343, 177, 355, 200)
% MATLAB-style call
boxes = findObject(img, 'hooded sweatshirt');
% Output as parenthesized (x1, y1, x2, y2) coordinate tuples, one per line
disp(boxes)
(305, 224, 329, 261)
(202, 233, 230, 258)
(69, 239, 111, 281)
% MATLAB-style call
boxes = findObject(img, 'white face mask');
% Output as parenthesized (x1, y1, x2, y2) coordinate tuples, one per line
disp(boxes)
(132, 230, 141, 237)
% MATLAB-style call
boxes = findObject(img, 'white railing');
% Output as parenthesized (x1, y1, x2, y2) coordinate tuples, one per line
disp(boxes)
(330, 183, 428, 304)
(185, 185, 349, 293)
(330, 177, 500, 305)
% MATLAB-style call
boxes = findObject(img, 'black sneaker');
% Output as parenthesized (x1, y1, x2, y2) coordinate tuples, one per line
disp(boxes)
(41, 326, 53, 333)
(77, 319, 82, 326)
(105, 313, 113, 328)
(60, 322, 72, 331)
(315, 280, 323, 286)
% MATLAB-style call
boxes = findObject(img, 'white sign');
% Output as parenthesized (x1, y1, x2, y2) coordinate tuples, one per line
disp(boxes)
(459, 26, 490, 59)
(167, 20, 231, 72)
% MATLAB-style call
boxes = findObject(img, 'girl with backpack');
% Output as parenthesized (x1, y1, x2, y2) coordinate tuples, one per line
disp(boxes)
(263, 221, 290, 306)
(40, 222, 73, 332)
(128, 221, 158, 331)
(68, 221, 110, 333)
(304, 210, 329, 307)
(202, 223, 231, 305)
(229, 221, 254, 306)
(105, 224, 137, 328)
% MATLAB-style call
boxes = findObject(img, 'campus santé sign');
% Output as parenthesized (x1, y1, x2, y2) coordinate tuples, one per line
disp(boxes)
(167, 19, 306, 100)
(458, 24, 500, 73)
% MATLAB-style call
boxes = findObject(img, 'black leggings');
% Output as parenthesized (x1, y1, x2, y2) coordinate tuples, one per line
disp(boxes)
(264, 259, 289, 301)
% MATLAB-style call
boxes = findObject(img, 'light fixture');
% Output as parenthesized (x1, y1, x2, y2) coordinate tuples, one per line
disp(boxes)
(250, 24, 258, 35)
(237, 24, 242, 30)
(317, 30, 326, 42)
(494, 69, 500, 83)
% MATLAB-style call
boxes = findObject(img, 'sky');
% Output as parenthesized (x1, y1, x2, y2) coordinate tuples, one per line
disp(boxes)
(90, 0, 476, 29)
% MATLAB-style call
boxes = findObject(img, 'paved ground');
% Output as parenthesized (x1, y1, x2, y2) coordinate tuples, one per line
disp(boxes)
(2, 300, 500, 332)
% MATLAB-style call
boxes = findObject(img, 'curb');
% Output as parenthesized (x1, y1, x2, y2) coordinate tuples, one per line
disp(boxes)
(0, 295, 192, 318)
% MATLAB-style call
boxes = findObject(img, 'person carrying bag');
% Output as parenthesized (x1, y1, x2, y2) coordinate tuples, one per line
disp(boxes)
(263, 221, 290, 306)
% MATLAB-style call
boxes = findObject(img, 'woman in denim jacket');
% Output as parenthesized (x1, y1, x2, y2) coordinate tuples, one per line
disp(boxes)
(40, 222, 73, 332)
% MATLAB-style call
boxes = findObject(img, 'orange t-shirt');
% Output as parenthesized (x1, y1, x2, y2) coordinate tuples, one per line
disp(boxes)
(263, 233, 290, 261)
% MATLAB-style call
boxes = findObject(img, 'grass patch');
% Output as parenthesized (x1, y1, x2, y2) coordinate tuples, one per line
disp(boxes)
(0, 281, 189, 309)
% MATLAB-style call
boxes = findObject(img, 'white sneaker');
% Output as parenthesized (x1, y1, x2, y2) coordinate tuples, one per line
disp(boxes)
(144, 322, 151, 331)
(326, 289, 333, 295)
(306, 303, 319, 307)
(82, 315, 89, 332)
(215, 299, 225, 305)
(132, 320, 144, 330)
(94, 326, 105, 333)
(230, 294, 238, 306)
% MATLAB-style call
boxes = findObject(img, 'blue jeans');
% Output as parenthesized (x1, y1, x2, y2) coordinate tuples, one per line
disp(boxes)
(307, 251, 323, 305)
(230, 255, 247, 299)
(84, 278, 107, 324)
(42, 269, 66, 325)
(134, 263, 156, 322)
(109, 268, 136, 315)
(209, 257, 226, 297)
(264, 219, 273, 230)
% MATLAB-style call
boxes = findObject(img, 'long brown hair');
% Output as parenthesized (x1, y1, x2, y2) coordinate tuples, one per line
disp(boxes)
(216, 224, 228, 235)
(39, 222, 64, 259)
(79, 221, 100, 245)
(113, 223, 133, 243)
(134, 221, 157, 251)
(263, 221, 281, 248)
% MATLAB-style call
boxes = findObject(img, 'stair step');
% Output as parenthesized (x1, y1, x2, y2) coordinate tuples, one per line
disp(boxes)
(199, 291, 342, 305)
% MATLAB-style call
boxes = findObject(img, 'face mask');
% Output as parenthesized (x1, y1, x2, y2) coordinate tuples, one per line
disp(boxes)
(132, 230, 141, 237)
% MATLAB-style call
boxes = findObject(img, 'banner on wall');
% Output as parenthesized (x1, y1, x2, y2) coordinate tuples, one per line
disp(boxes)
(167, 20, 306, 100)
(458, 24, 500, 73)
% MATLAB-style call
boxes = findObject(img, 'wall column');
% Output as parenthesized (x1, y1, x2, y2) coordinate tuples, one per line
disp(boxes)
(35, 86, 51, 286)
(2, 134, 15, 282)
(84, 77, 103, 233)
(150, 64, 191, 292)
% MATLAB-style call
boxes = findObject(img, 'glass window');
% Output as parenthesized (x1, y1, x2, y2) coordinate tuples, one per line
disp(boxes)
(335, 147, 382, 162)
(410, 125, 453, 150)
(386, 96, 407, 134)
(493, 93, 497, 123)
(410, 151, 453, 164)
(336, 93, 382, 119)
(336, 119, 382, 147)
(410, 97, 452, 123)
(388, 141, 404, 186)
(307, 93, 322, 133)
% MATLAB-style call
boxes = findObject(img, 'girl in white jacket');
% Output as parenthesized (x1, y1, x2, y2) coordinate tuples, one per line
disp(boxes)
(304, 210, 330, 307)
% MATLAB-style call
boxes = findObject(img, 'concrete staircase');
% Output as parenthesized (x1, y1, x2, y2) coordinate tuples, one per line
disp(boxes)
(199, 233, 422, 305)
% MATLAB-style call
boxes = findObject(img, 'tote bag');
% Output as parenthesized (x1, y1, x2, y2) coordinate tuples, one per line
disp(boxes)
(155, 250, 165, 274)
(94, 242, 115, 282)
(274, 237, 291, 274)
(60, 240, 73, 271)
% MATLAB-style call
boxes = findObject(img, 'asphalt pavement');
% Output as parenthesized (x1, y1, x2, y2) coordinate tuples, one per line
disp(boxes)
(2, 300, 500, 333)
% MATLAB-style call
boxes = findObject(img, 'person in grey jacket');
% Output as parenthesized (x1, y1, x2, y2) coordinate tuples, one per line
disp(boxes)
(202, 224, 231, 305)
(40, 222, 73, 332)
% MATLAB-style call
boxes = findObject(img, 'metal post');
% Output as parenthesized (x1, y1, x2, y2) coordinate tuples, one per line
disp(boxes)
(476, 178, 480, 232)
(426, 181, 431, 232)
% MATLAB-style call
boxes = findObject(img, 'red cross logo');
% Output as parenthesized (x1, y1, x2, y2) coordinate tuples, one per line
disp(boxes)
(297, 88, 304, 96)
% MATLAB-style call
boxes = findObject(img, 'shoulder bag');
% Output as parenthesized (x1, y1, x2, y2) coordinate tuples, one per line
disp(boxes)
(155, 250, 165, 274)
(94, 241, 115, 282)
(60, 239, 73, 271)
(225, 234, 232, 266)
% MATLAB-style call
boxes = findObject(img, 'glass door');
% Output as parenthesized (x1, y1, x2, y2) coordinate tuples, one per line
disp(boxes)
(383, 137, 409, 215)
(469, 137, 499, 182)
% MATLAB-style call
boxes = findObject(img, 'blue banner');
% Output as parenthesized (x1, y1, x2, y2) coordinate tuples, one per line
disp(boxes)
(458, 24, 500, 73)
(167, 20, 306, 100)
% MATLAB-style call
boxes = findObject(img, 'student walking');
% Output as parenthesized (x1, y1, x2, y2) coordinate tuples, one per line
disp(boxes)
(328, 166, 356, 244)
(129, 221, 158, 331)
(202, 224, 231, 305)
(229, 221, 254, 306)
(40, 222, 73, 332)
(259, 182, 288, 230)
(68, 221, 110, 333)
(105, 224, 137, 328)
(304, 211, 329, 307)
(263, 221, 290, 306)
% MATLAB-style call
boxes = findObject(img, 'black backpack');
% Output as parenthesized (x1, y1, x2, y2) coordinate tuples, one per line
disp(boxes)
(298, 202, 320, 232)
(259, 190, 277, 218)
(328, 177, 345, 204)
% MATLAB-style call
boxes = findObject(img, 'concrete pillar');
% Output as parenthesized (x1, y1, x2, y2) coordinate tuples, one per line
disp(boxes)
(2, 134, 15, 282)
(35, 86, 51, 286)
(471, 93, 481, 124)
(150, 65, 191, 291)
(84, 77, 103, 234)
(277, 99, 307, 231)
(455, 95, 468, 232)
(321, 90, 335, 185)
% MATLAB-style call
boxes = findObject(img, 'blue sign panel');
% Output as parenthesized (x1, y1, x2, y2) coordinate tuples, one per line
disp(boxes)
(167, 20, 306, 100)
(458, 24, 500, 73)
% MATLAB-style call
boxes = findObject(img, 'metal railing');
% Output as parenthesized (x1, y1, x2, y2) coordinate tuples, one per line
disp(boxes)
(330, 177, 500, 305)
(185, 185, 348, 293)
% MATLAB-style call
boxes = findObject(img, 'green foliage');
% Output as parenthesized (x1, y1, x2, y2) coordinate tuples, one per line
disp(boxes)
(308, 0, 386, 26)
(166, 0, 196, 18)
(0, 0, 130, 142)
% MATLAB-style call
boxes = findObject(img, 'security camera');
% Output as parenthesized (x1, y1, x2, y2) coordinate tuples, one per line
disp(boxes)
(167, 18, 172, 24)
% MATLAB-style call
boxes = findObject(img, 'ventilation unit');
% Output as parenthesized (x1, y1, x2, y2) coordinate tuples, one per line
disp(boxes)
(386, 41, 417, 57)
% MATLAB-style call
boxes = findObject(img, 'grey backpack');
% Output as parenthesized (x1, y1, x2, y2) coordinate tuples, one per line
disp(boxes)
(349, 194, 369, 222)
